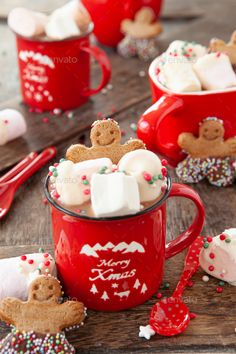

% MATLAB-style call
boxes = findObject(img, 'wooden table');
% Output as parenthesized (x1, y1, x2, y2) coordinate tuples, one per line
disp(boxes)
(1, 0, 236, 353)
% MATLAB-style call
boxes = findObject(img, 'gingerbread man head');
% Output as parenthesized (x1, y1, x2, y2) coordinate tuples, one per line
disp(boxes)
(28, 276, 62, 303)
(199, 117, 224, 141)
(90, 119, 121, 147)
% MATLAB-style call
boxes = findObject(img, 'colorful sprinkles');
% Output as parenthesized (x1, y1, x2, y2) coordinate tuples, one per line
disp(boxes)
(0, 329, 75, 354)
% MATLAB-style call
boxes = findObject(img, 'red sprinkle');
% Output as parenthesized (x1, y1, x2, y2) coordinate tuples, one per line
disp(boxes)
(28, 259, 34, 265)
(161, 159, 168, 166)
(143, 171, 152, 182)
(216, 52, 221, 58)
(20, 255, 27, 261)
(161, 185, 167, 192)
(208, 265, 214, 271)
(220, 234, 226, 241)
(155, 68, 160, 75)
(52, 190, 60, 199)
(4, 120, 8, 124)
(190, 313, 197, 319)
(161, 167, 167, 176)
(207, 237, 213, 243)
(42, 198, 48, 205)
(48, 171, 53, 177)
(216, 286, 223, 293)
(54, 163, 59, 167)
(84, 189, 90, 195)
(81, 175, 87, 180)
(44, 253, 49, 258)
(187, 280, 194, 288)
(157, 292, 162, 299)
(44, 260, 50, 267)
(209, 252, 215, 259)
(42, 117, 49, 124)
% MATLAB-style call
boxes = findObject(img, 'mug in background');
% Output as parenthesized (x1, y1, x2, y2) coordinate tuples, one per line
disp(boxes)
(15, 24, 111, 111)
(45, 176, 205, 311)
(137, 56, 236, 166)
(81, 0, 163, 47)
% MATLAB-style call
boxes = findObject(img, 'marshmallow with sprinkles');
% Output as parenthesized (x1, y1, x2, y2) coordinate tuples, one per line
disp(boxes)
(200, 229, 236, 285)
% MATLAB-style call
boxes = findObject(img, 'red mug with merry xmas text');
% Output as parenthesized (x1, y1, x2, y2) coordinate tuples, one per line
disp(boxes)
(15, 24, 111, 111)
(137, 56, 236, 167)
(45, 175, 205, 311)
(81, 0, 163, 47)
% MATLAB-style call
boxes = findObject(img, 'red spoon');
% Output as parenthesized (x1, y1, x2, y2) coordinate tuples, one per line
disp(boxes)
(149, 236, 203, 336)
(0, 147, 57, 219)
(0, 152, 38, 183)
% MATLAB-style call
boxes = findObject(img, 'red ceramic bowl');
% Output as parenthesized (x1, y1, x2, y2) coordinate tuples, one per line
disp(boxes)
(137, 56, 236, 166)
(45, 174, 205, 311)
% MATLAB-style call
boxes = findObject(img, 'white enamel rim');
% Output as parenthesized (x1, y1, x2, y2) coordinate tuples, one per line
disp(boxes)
(149, 56, 236, 96)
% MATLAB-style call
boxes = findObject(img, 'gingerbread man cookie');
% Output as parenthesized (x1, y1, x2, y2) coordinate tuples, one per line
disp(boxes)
(66, 119, 146, 164)
(209, 30, 236, 65)
(0, 275, 85, 353)
(176, 117, 236, 187)
(118, 7, 162, 61)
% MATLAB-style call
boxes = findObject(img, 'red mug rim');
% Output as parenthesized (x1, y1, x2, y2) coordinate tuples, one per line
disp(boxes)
(44, 174, 172, 222)
(149, 55, 236, 97)
(13, 22, 94, 43)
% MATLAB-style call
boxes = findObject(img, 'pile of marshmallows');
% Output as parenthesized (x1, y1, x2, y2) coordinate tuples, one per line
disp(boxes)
(156, 40, 236, 92)
(8, 0, 91, 40)
(49, 149, 168, 218)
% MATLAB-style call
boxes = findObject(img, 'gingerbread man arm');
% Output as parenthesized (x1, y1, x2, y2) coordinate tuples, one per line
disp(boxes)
(57, 301, 85, 331)
(178, 132, 198, 154)
(0, 298, 22, 325)
(66, 144, 88, 163)
(123, 139, 146, 153)
(224, 137, 236, 156)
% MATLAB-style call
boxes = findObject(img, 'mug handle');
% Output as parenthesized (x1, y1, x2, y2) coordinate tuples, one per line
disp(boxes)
(165, 183, 205, 259)
(138, 94, 183, 157)
(81, 45, 111, 96)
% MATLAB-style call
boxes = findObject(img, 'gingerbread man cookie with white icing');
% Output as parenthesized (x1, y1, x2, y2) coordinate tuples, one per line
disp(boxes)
(66, 119, 146, 164)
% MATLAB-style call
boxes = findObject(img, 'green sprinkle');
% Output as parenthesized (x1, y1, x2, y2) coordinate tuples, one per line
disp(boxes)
(225, 238, 231, 243)
(153, 175, 159, 181)
(148, 179, 154, 185)
(203, 242, 209, 249)
(49, 166, 56, 172)
(82, 180, 89, 185)
(203, 237, 207, 242)
(158, 174, 163, 180)
(59, 158, 66, 163)
(163, 282, 170, 289)
(53, 171, 58, 177)
(39, 247, 45, 253)
(219, 281, 225, 286)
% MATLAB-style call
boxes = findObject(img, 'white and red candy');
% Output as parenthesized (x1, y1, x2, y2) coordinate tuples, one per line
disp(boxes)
(200, 229, 236, 285)
(0, 109, 27, 146)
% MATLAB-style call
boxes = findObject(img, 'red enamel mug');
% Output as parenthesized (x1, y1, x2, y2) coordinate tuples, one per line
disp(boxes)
(81, 0, 163, 47)
(15, 24, 111, 111)
(137, 56, 236, 166)
(45, 175, 205, 311)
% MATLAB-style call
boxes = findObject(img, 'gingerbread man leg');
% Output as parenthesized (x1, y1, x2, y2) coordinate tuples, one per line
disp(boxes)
(176, 156, 208, 183)
(206, 157, 236, 187)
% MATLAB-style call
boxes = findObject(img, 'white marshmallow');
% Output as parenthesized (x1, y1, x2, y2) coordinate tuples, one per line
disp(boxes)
(0, 109, 27, 146)
(0, 253, 56, 301)
(118, 150, 166, 203)
(45, 11, 80, 40)
(56, 0, 91, 31)
(8, 7, 48, 38)
(91, 173, 140, 218)
(55, 158, 112, 206)
(200, 229, 236, 285)
(166, 40, 207, 62)
(194, 53, 236, 90)
(162, 59, 201, 92)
